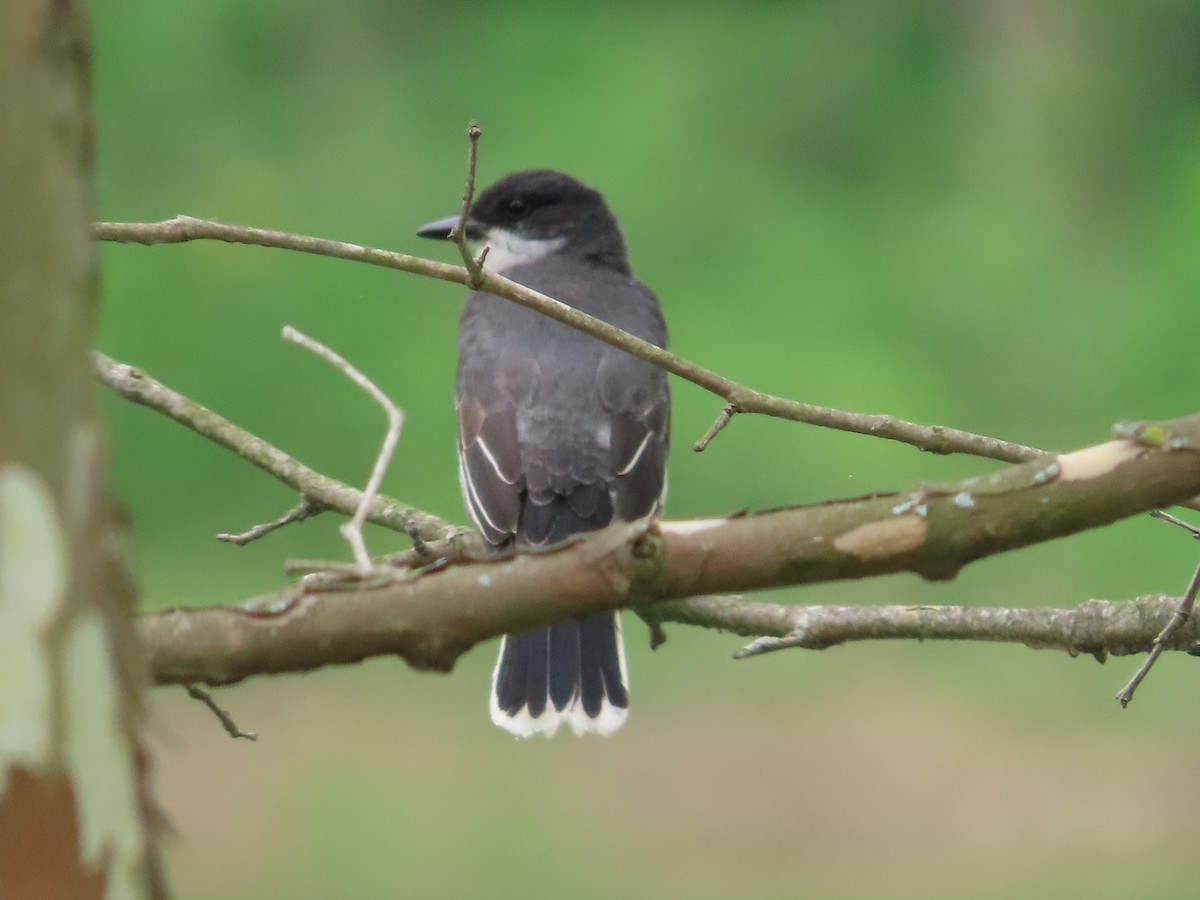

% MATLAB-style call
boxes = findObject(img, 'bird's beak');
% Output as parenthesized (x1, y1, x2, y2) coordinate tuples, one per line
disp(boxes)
(416, 214, 482, 241)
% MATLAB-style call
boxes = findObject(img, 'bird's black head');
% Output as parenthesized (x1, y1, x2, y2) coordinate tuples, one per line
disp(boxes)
(417, 170, 631, 274)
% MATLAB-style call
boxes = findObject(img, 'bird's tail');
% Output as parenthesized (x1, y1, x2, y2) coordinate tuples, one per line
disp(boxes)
(490, 611, 629, 737)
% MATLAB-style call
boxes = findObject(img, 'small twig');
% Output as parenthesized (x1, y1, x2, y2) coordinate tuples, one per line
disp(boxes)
(403, 521, 429, 558)
(1149, 508, 1200, 539)
(281, 325, 405, 574)
(1115, 559, 1200, 707)
(185, 684, 257, 740)
(1116, 507, 1200, 706)
(217, 496, 325, 545)
(694, 403, 737, 452)
(451, 121, 485, 285)
(635, 608, 671, 649)
(284, 557, 349, 575)
(735, 632, 807, 659)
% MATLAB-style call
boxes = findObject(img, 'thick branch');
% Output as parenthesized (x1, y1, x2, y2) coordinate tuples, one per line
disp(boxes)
(94, 217, 1042, 464)
(138, 413, 1200, 685)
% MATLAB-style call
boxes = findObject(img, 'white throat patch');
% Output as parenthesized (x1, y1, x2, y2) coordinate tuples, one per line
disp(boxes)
(474, 228, 565, 274)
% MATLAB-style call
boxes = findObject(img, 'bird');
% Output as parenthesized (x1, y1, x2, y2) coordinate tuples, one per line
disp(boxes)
(417, 170, 670, 737)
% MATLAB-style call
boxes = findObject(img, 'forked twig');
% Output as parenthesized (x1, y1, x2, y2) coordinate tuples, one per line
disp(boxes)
(1116, 512, 1200, 707)
(281, 325, 404, 573)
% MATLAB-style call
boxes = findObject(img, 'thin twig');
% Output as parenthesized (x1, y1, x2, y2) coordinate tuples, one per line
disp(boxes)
(217, 496, 325, 545)
(1114, 509, 1200, 705)
(694, 403, 737, 452)
(1149, 508, 1200, 539)
(281, 325, 404, 573)
(93, 219, 1044, 465)
(1115, 560, 1200, 707)
(185, 684, 257, 740)
(451, 121, 485, 285)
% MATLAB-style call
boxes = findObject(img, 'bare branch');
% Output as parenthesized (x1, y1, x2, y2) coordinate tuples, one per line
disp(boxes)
(98, 210, 1200, 695)
(216, 497, 324, 545)
(93, 218, 1043, 464)
(92, 350, 465, 552)
(638, 594, 1193, 664)
(138, 413, 1200, 685)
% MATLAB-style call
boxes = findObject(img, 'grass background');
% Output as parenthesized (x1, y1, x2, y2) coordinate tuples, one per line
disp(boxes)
(94, 2, 1200, 897)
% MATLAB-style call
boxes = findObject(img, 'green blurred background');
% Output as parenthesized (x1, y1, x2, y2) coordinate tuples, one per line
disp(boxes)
(94, 2, 1200, 897)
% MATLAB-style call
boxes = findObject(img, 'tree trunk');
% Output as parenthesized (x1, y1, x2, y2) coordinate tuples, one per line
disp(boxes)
(0, 2, 164, 897)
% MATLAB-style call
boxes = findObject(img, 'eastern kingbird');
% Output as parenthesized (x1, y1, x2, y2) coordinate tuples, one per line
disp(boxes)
(418, 170, 670, 737)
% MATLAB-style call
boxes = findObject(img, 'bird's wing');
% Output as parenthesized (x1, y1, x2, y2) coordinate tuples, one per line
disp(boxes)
(597, 347, 670, 521)
(457, 379, 525, 546)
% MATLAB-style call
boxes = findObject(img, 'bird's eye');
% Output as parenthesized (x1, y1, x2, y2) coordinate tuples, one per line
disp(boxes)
(505, 199, 529, 219)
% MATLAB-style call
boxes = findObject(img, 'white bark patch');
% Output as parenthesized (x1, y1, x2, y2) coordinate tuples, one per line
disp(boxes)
(659, 517, 725, 537)
(833, 514, 928, 561)
(1057, 440, 1142, 482)
(0, 465, 66, 778)
(63, 612, 143, 900)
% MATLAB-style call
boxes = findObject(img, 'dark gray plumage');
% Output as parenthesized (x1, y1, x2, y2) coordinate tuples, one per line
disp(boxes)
(418, 170, 669, 737)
